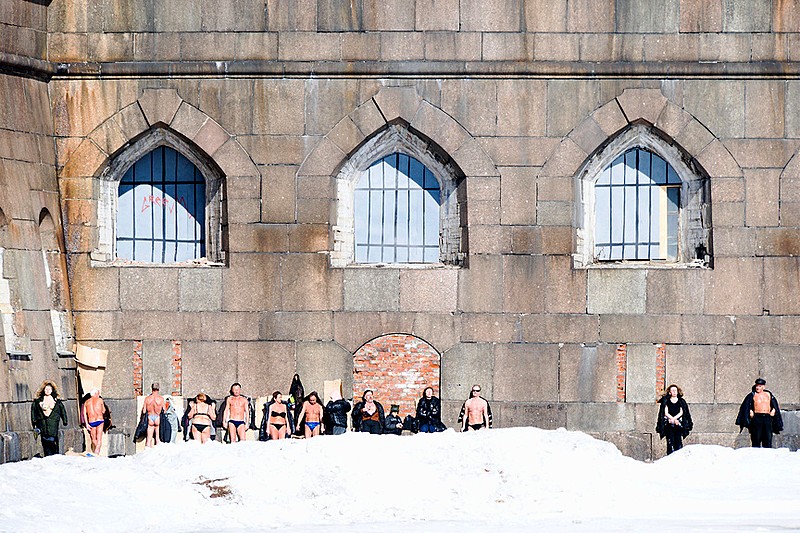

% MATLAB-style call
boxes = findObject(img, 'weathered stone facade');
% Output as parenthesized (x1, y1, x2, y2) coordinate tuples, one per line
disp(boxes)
(2, 0, 800, 461)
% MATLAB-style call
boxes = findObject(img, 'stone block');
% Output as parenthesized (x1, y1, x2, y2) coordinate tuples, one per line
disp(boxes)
(646, 269, 705, 315)
(280, 253, 342, 311)
(587, 269, 646, 315)
(720, 0, 771, 31)
(567, 0, 614, 32)
(423, 32, 481, 61)
(213, 139, 259, 178)
(119, 268, 179, 312)
(687, 403, 741, 434)
(787, 82, 800, 138)
(558, 344, 618, 402)
(626, 343, 657, 403)
(711, 177, 745, 203)
(714, 345, 759, 403)
(221, 253, 281, 311)
(496, 80, 546, 136)
(502, 255, 545, 313)
(566, 403, 636, 432)
(88, 340, 134, 399)
(70, 257, 120, 312)
(522, 314, 598, 344)
(704, 258, 763, 315)
(261, 165, 297, 223)
(138, 88, 182, 128)
(362, 1, 415, 30)
(441, 79, 497, 137)
(537, 176, 573, 203)
(673, 117, 714, 157)
(679, 0, 722, 32)
(541, 138, 590, 180)
(399, 269, 458, 313)
(460, 0, 521, 31)
(458, 255, 503, 312)
(142, 340, 174, 398)
(734, 316, 780, 346)
(569, 117, 607, 157)
(524, 0, 567, 31)
(440, 343, 494, 401)
(533, 33, 580, 61)
(298, 137, 346, 178)
(764, 258, 800, 315)
(616, 88, 668, 125)
(597, 431, 653, 461)
(761, 345, 800, 402)
(461, 313, 518, 343)
(482, 32, 530, 62)
(74, 311, 122, 340)
(494, 343, 559, 401)
(380, 32, 424, 61)
(467, 225, 511, 254)
(415, 0, 459, 30)
(726, 139, 798, 170)
(536, 201, 572, 226)
(260, 312, 332, 342)
(253, 80, 305, 135)
(199, 312, 260, 342)
(178, 268, 222, 312)
(616, 0, 679, 32)
(684, 82, 745, 140)
(681, 315, 735, 345)
(287, 224, 328, 253)
(502, 403, 567, 430)
(60, 139, 107, 179)
(699, 141, 745, 180)
(409, 313, 461, 354)
(305, 79, 362, 137)
(744, 81, 785, 138)
(510, 226, 542, 254)
(182, 341, 238, 400)
(228, 224, 288, 253)
(237, 341, 296, 398)
(599, 314, 682, 344)
(342, 268, 399, 312)
(713, 201, 746, 227)
(698, 33, 751, 62)
(744, 169, 780, 227)
(544, 256, 587, 314)
(296, 341, 353, 399)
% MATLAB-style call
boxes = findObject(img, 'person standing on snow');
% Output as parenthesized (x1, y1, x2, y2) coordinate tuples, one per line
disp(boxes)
(736, 378, 783, 448)
(458, 385, 492, 431)
(324, 390, 351, 435)
(655, 384, 693, 455)
(142, 382, 165, 448)
(31, 380, 68, 457)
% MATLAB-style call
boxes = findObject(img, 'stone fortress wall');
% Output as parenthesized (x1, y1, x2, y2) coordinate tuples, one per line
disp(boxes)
(1, 0, 800, 461)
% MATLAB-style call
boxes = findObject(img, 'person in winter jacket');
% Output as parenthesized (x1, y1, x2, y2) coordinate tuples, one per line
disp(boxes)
(163, 395, 181, 443)
(352, 390, 385, 434)
(31, 380, 68, 456)
(416, 387, 446, 433)
(655, 384, 693, 455)
(324, 390, 351, 435)
(384, 404, 403, 435)
(736, 378, 783, 448)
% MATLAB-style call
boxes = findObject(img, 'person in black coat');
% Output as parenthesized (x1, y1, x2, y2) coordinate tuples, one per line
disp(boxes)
(384, 404, 403, 435)
(352, 390, 385, 434)
(655, 384, 693, 455)
(736, 378, 783, 448)
(31, 380, 68, 457)
(416, 386, 446, 433)
(324, 390, 351, 435)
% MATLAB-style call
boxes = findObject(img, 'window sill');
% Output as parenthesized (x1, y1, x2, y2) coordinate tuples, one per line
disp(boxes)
(90, 255, 226, 268)
(341, 263, 461, 270)
(578, 259, 711, 270)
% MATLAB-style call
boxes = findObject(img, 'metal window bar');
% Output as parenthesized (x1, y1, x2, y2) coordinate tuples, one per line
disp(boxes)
(595, 148, 681, 261)
(355, 153, 441, 264)
(116, 146, 206, 263)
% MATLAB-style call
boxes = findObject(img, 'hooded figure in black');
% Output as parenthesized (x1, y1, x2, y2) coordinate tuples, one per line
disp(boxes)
(352, 389, 385, 434)
(31, 380, 68, 456)
(416, 386, 446, 433)
(655, 384, 693, 455)
(288, 374, 304, 436)
(736, 378, 783, 448)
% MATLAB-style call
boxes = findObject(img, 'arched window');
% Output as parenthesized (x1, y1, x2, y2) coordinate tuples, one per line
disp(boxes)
(95, 128, 225, 265)
(116, 146, 206, 263)
(575, 125, 711, 267)
(354, 153, 441, 264)
(595, 148, 681, 261)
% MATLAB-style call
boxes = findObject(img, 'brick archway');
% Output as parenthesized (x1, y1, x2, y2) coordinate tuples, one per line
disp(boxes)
(352, 334, 440, 418)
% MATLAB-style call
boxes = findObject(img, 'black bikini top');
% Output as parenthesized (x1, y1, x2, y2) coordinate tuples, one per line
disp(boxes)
(270, 410, 286, 418)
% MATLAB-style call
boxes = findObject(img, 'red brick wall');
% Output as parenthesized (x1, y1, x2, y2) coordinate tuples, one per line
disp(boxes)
(171, 340, 182, 395)
(353, 334, 440, 418)
(133, 340, 143, 396)
(655, 343, 666, 398)
(616, 343, 627, 403)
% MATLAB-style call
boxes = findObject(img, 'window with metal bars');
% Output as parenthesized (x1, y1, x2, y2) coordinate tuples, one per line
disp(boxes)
(116, 146, 206, 263)
(354, 153, 441, 264)
(594, 148, 681, 261)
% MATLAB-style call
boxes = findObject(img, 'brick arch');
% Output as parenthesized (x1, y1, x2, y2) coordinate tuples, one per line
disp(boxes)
(352, 333, 440, 418)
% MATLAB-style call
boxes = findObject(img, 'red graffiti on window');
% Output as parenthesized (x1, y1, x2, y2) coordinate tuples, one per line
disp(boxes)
(141, 195, 188, 215)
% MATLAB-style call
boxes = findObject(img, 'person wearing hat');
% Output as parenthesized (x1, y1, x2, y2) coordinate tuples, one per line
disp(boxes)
(735, 378, 783, 448)
(384, 404, 403, 435)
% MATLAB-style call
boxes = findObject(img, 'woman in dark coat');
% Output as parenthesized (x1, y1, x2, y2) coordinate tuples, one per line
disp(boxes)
(656, 384, 693, 455)
(352, 390, 385, 434)
(31, 380, 68, 457)
(416, 386, 446, 433)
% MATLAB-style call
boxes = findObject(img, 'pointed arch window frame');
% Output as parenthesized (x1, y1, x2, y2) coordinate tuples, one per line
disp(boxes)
(575, 125, 712, 268)
(331, 122, 466, 268)
(93, 127, 226, 266)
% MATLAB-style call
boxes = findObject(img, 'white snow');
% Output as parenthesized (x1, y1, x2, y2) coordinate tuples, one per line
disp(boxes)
(2, 427, 799, 532)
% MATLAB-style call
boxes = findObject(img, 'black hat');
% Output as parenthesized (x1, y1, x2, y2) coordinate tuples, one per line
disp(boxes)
(390, 404, 399, 413)
(755, 378, 766, 385)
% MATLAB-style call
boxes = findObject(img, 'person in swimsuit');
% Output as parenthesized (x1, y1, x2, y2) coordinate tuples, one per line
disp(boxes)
(83, 389, 106, 454)
(296, 391, 324, 438)
(224, 383, 250, 443)
(142, 382, 166, 448)
(267, 391, 290, 440)
(187, 392, 216, 444)
(655, 384, 693, 455)
(459, 385, 492, 431)
(31, 380, 68, 457)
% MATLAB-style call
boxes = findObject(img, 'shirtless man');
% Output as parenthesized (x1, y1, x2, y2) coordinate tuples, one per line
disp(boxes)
(83, 389, 106, 455)
(296, 391, 324, 438)
(460, 385, 491, 431)
(736, 378, 783, 448)
(142, 382, 165, 448)
(224, 383, 250, 443)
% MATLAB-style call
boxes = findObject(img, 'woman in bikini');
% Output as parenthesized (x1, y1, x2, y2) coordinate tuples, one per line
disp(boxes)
(267, 391, 290, 440)
(187, 392, 216, 444)
(296, 391, 324, 438)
